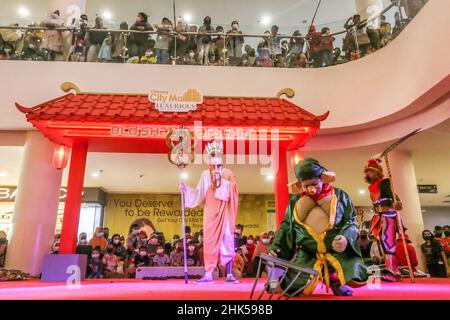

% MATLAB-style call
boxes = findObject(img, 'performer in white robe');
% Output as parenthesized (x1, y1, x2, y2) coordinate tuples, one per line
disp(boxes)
(181, 141, 239, 284)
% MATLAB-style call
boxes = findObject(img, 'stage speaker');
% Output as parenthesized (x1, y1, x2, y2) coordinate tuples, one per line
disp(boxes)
(41, 254, 87, 282)
(135, 267, 218, 280)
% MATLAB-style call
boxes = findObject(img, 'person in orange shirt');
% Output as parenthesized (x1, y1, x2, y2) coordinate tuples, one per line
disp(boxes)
(89, 227, 108, 252)
(232, 248, 246, 279)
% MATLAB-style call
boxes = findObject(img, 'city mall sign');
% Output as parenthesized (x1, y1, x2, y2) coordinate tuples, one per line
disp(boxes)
(149, 89, 203, 112)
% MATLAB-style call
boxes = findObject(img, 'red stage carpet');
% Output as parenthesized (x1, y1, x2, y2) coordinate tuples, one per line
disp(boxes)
(0, 278, 449, 300)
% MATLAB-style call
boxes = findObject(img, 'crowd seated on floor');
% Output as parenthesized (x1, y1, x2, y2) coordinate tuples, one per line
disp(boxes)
(2, 220, 448, 280)
(0, 0, 428, 67)
(45, 224, 276, 279)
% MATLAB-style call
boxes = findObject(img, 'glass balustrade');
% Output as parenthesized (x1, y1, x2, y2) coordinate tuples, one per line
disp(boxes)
(0, 1, 425, 68)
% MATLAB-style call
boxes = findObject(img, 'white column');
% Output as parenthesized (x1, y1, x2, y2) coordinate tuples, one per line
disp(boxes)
(355, 0, 384, 20)
(48, 0, 87, 25)
(388, 150, 425, 269)
(5, 131, 63, 276)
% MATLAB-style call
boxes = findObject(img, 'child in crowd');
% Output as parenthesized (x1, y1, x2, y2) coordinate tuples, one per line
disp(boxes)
(147, 234, 160, 257)
(103, 244, 120, 277)
(134, 246, 151, 268)
(232, 248, 246, 279)
(153, 245, 170, 266)
(186, 242, 200, 267)
(87, 249, 104, 278)
(170, 240, 184, 266)
(124, 238, 137, 278)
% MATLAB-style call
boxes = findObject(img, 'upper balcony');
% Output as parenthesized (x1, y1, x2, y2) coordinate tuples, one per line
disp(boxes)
(0, 0, 448, 150)
(1, 1, 412, 68)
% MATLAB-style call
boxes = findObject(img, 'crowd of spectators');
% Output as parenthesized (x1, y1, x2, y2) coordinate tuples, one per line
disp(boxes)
(2, 221, 449, 280)
(357, 225, 450, 278)
(46, 224, 275, 279)
(0, 0, 428, 67)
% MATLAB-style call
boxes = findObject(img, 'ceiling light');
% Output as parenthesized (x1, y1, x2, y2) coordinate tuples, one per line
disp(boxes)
(0, 172, 8, 177)
(358, 189, 366, 195)
(102, 10, 113, 21)
(91, 172, 101, 178)
(183, 13, 192, 23)
(18, 6, 30, 18)
(266, 175, 274, 181)
(260, 16, 271, 26)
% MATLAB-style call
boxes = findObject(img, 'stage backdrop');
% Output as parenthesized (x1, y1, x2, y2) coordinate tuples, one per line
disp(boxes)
(104, 193, 275, 240)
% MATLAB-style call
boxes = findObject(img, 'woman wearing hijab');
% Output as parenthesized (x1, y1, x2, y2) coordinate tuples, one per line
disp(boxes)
(251, 232, 270, 276)
(89, 227, 108, 252)
(244, 235, 256, 275)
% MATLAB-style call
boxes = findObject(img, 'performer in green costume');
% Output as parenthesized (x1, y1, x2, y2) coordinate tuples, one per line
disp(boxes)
(269, 158, 368, 296)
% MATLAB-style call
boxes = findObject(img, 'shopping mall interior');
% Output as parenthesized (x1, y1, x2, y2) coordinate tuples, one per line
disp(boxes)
(0, 0, 449, 301)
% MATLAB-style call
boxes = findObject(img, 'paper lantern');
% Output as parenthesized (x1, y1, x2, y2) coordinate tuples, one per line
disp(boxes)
(288, 149, 304, 172)
(52, 145, 70, 170)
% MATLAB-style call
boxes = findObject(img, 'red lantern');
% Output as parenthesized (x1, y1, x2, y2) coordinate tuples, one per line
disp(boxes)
(288, 149, 304, 172)
(52, 145, 70, 170)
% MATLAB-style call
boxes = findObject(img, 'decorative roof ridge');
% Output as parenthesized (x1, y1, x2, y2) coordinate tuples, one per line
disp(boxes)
(15, 93, 74, 114)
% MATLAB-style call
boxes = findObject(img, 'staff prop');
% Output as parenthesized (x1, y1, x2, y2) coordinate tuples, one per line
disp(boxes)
(377, 128, 421, 283)
(167, 125, 192, 284)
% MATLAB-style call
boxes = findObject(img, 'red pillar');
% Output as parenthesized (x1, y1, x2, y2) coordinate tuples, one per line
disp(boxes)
(274, 143, 290, 228)
(59, 143, 88, 254)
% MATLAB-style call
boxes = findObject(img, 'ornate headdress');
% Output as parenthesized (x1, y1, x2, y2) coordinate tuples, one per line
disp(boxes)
(364, 158, 384, 176)
(205, 140, 223, 158)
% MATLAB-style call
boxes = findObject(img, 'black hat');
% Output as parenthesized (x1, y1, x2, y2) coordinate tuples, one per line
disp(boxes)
(295, 158, 327, 181)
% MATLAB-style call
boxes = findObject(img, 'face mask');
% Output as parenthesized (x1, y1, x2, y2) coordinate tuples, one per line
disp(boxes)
(140, 252, 147, 257)
(423, 234, 433, 241)
(156, 249, 164, 254)
(113, 239, 120, 245)
(198, 236, 203, 242)
(132, 229, 139, 235)
(51, 14, 59, 19)
(247, 240, 254, 245)
(262, 239, 270, 245)
(92, 254, 99, 259)
(232, 24, 238, 29)
(188, 246, 195, 251)
(189, 52, 195, 58)
(97, 232, 104, 237)
(79, 239, 87, 244)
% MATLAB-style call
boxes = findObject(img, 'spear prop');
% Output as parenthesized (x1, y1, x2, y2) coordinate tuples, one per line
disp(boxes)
(167, 125, 191, 284)
(376, 128, 421, 283)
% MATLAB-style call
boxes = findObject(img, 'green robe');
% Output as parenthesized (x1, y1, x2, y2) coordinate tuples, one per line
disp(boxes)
(270, 188, 368, 295)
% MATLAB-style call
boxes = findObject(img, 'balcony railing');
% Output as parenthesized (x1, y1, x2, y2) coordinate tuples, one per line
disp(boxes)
(0, 1, 425, 68)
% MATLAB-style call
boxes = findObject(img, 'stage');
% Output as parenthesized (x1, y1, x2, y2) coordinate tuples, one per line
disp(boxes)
(0, 277, 449, 300)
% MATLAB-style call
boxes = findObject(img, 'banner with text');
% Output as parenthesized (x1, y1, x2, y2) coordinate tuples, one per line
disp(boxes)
(104, 193, 274, 240)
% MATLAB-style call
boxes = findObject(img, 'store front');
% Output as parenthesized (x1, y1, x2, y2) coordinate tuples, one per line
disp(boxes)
(0, 186, 106, 240)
